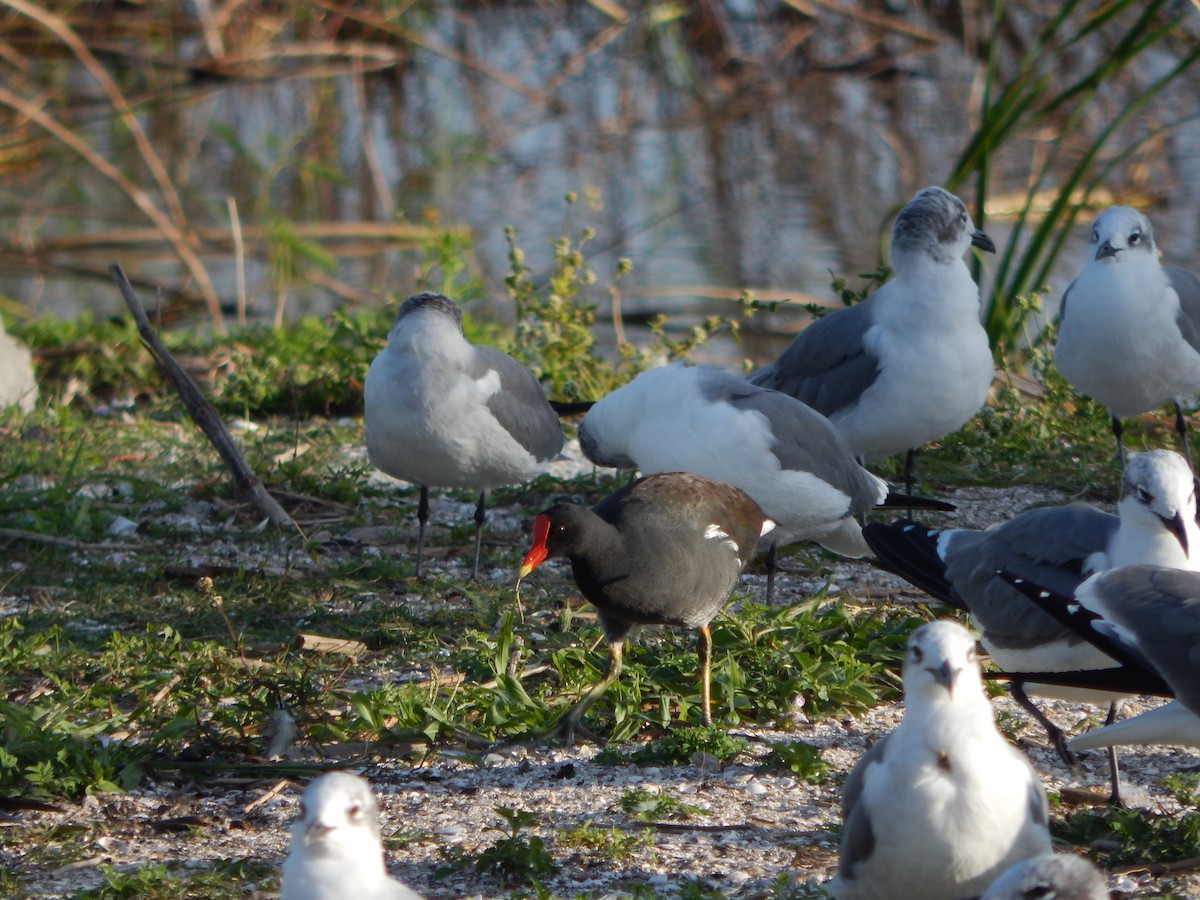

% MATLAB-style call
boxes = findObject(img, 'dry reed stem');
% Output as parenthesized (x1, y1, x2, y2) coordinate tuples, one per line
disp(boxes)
(0, 0, 226, 332)
(314, 0, 550, 104)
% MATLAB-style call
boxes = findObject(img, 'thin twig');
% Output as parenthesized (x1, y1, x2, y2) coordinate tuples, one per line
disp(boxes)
(110, 264, 299, 532)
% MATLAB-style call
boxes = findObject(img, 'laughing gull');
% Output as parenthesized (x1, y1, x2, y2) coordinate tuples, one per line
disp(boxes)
(981, 854, 1108, 900)
(364, 293, 564, 579)
(281, 771, 423, 900)
(577, 362, 951, 598)
(1000, 565, 1200, 753)
(865, 449, 1200, 761)
(749, 186, 996, 491)
(829, 621, 1051, 900)
(517, 472, 773, 744)
(1054, 205, 1200, 468)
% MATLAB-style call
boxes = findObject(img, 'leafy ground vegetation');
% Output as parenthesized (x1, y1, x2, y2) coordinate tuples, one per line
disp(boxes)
(3, 258, 1200, 897)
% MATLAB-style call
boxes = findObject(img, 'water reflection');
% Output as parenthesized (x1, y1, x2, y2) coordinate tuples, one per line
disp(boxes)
(2, 3, 1197, 363)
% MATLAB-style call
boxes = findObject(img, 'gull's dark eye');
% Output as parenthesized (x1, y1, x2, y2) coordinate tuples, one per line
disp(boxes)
(1091, 229, 1099, 243)
(1138, 488, 1152, 504)
(911, 645, 924, 662)
(348, 803, 362, 820)
(1130, 229, 1142, 245)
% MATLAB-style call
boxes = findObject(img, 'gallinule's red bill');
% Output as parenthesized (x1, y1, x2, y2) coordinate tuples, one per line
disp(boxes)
(748, 186, 995, 493)
(519, 471, 774, 744)
(364, 293, 564, 579)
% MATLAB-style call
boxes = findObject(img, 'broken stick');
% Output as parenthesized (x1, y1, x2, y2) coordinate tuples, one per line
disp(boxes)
(110, 263, 299, 532)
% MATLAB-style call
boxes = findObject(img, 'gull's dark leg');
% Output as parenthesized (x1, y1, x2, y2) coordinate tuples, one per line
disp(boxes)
(1174, 403, 1195, 471)
(1111, 415, 1126, 469)
(1011, 682, 1073, 766)
(903, 447, 918, 497)
(415, 485, 430, 578)
(1103, 701, 1123, 807)
(698, 625, 713, 726)
(472, 489, 487, 580)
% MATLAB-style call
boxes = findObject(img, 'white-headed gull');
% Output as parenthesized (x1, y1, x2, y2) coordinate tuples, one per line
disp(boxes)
(829, 620, 1051, 899)
(866, 450, 1199, 799)
(1054, 205, 1200, 467)
(281, 771, 423, 900)
(749, 186, 995, 490)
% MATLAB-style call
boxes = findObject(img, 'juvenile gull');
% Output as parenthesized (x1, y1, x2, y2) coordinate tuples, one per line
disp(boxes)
(364, 293, 564, 578)
(749, 186, 995, 490)
(980, 853, 1108, 900)
(1054, 205, 1200, 467)
(829, 620, 1051, 900)
(281, 771, 423, 900)
(578, 362, 950, 597)
(517, 471, 773, 744)
(1002, 565, 1200, 753)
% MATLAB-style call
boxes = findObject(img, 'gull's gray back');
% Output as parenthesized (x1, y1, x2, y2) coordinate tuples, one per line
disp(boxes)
(710, 375, 882, 514)
(943, 503, 1118, 651)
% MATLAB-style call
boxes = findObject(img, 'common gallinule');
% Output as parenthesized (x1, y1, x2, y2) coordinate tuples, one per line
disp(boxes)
(518, 471, 774, 744)
(1054, 205, 1200, 468)
(748, 186, 995, 492)
(364, 293, 564, 579)
(830, 621, 1051, 900)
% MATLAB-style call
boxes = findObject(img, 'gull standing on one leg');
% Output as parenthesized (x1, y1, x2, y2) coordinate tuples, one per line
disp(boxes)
(364, 293, 564, 579)
(749, 186, 996, 492)
(1054, 205, 1200, 468)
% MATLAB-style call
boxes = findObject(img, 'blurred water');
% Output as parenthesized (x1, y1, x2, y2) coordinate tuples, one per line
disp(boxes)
(1, 3, 1197, 364)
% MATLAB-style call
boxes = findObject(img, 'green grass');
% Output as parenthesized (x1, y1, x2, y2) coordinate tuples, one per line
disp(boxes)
(1, 228, 1190, 894)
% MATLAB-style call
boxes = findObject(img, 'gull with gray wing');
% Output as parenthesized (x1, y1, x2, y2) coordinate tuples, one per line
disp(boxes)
(364, 293, 564, 579)
(577, 362, 950, 598)
(829, 620, 1051, 900)
(1054, 205, 1200, 467)
(865, 449, 1199, 800)
(749, 186, 995, 490)
(1002, 565, 1200, 753)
